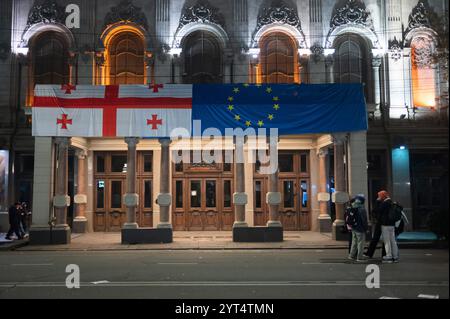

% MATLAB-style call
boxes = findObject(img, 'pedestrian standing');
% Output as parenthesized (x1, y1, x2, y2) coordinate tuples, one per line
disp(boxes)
(347, 195, 369, 262)
(5, 202, 24, 240)
(376, 190, 400, 263)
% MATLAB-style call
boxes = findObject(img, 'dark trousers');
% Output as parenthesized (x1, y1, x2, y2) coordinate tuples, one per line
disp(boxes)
(366, 223, 386, 257)
(6, 223, 23, 239)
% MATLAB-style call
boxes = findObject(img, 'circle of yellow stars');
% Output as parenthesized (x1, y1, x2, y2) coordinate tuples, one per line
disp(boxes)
(226, 84, 280, 128)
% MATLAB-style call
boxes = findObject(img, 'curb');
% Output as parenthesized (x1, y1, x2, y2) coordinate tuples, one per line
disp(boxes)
(0, 239, 29, 251)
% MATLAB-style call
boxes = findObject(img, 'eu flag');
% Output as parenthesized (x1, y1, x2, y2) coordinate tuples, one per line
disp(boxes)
(192, 83, 367, 135)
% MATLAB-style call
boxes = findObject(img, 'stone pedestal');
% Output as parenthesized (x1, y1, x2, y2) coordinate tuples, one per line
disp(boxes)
(29, 225, 71, 245)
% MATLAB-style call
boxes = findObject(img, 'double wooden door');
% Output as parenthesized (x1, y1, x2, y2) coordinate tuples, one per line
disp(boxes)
(254, 177, 310, 230)
(172, 177, 234, 231)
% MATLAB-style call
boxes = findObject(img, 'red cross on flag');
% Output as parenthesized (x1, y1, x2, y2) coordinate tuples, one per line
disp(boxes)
(32, 84, 192, 137)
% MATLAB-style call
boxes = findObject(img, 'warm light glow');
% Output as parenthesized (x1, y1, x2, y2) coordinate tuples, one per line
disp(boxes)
(411, 39, 436, 108)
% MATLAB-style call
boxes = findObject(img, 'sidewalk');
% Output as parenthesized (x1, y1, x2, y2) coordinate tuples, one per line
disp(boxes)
(1, 231, 439, 251)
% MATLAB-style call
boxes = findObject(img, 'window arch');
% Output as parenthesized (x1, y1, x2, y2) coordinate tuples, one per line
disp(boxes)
(183, 31, 222, 84)
(259, 32, 299, 84)
(411, 36, 436, 108)
(107, 31, 145, 85)
(334, 34, 370, 100)
(32, 31, 70, 85)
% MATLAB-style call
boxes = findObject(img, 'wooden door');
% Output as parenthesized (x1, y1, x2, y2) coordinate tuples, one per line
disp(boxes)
(279, 178, 299, 230)
(172, 179, 186, 230)
(108, 179, 126, 231)
(139, 179, 153, 227)
(254, 178, 268, 226)
(221, 178, 234, 230)
(94, 178, 107, 231)
(187, 179, 220, 231)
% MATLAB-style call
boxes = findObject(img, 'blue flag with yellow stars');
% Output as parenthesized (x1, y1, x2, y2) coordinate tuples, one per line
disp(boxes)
(191, 83, 367, 135)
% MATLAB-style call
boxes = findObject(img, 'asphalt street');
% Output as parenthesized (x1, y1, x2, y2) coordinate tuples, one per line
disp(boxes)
(0, 249, 447, 299)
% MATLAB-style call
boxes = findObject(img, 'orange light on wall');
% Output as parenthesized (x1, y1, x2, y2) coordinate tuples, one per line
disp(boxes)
(411, 38, 436, 108)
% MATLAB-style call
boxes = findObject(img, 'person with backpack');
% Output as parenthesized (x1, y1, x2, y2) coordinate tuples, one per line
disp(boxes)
(376, 190, 400, 263)
(347, 194, 369, 262)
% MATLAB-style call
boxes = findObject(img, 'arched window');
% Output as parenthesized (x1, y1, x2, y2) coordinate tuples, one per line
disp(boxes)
(411, 36, 436, 108)
(108, 31, 145, 84)
(33, 31, 69, 85)
(334, 34, 370, 99)
(260, 32, 298, 83)
(183, 31, 222, 83)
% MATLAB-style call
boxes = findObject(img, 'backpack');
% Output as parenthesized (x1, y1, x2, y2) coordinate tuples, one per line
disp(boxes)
(345, 207, 359, 227)
(388, 202, 403, 224)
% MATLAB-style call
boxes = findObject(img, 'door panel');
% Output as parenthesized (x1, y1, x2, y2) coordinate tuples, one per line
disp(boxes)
(172, 180, 186, 230)
(279, 179, 299, 231)
(188, 180, 203, 230)
(221, 179, 234, 230)
(108, 179, 125, 231)
(254, 179, 268, 226)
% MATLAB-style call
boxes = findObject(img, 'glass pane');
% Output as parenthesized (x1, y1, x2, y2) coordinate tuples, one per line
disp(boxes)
(301, 180, 308, 208)
(111, 155, 127, 173)
(279, 154, 294, 172)
(255, 181, 262, 209)
(223, 180, 231, 208)
(111, 181, 122, 208)
(223, 163, 231, 172)
(144, 180, 152, 208)
(175, 151, 183, 172)
(283, 181, 295, 208)
(96, 154, 105, 173)
(96, 180, 104, 209)
(300, 154, 307, 173)
(206, 180, 216, 208)
(190, 181, 201, 208)
(176, 181, 183, 208)
(143, 154, 152, 172)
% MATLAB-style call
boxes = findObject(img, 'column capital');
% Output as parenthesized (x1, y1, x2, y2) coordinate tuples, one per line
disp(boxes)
(125, 137, 140, 147)
(75, 149, 87, 160)
(332, 133, 347, 145)
(54, 137, 70, 149)
(317, 147, 329, 158)
(159, 138, 172, 147)
(372, 57, 382, 68)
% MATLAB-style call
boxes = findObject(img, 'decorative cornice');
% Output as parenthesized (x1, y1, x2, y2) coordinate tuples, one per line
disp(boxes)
(405, 0, 438, 35)
(388, 37, 403, 61)
(25, 0, 66, 32)
(104, 0, 148, 30)
(176, 0, 224, 34)
(329, 0, 374, 31)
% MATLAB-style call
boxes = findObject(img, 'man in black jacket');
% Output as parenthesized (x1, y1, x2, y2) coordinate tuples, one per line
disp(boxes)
(5, 202, 24, 240)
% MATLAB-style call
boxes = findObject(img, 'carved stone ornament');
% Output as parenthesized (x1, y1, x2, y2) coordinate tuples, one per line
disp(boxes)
(176, 0, 224, 33)
(256, 1, 302, 30)
(310, 43, 324, 62)
(25, 0, 66, 32)
(405, 0, 437, 35)
(388, 37, 403, 61)
(252, 0, 306, 48)
(104, 0, 149, 30)
(412, 37, 433, 69)
(329, 0, 374, 31)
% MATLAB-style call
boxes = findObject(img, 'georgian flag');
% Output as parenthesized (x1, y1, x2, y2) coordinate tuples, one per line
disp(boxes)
(32, 84, 192, 137)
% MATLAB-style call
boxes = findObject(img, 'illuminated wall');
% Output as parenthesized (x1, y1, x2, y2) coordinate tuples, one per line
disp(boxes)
(411, 37, 436, 108)
(0, 150, 8, 212)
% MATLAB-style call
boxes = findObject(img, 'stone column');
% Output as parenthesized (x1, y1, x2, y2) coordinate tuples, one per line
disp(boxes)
(54, 137, 70, 227)
(325, 56, 334, 83)
(266, 140, 281, 227)
(233, 137, 248, 228)
(317, 148, 332, 232)
(157, 138, 172, 229)
(73, 150, 88, 233)
(123, 137, 139, 229)
(372, 57, 382, 117)
(332, 134, 348, 240)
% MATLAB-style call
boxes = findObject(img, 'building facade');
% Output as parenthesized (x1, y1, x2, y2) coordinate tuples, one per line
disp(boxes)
(0, 0, 448, 239)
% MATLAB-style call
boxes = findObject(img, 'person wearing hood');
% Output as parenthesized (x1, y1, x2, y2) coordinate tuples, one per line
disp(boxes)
(348, 195, 369, 262)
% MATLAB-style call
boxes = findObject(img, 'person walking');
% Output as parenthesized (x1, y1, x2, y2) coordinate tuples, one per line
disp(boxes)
(5, 202, 24, 240)
(347, 195, 369, 262)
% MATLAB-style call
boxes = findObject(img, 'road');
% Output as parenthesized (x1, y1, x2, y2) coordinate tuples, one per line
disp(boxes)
(0, 249, 447, 299)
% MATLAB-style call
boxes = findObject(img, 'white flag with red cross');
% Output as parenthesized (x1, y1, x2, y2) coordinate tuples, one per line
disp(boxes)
(32, 84, 192, 137)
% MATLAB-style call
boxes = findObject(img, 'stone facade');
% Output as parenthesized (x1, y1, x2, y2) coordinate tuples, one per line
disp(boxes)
(0, 0, 448, 235)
